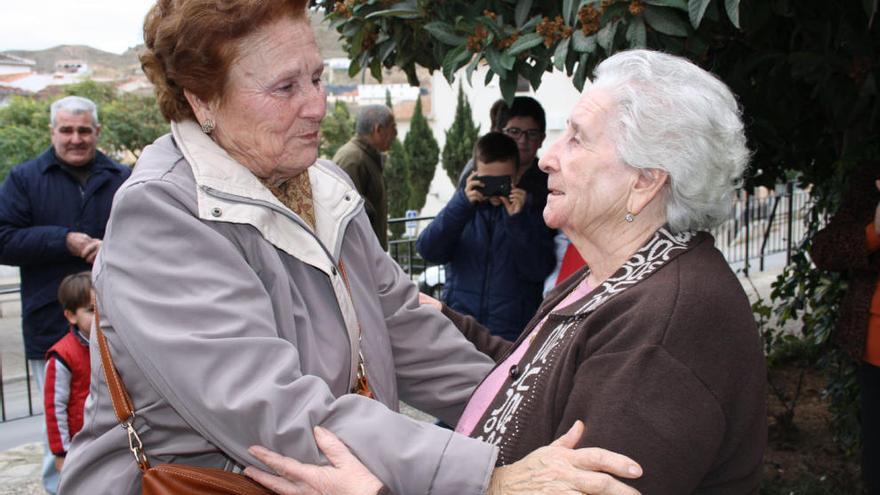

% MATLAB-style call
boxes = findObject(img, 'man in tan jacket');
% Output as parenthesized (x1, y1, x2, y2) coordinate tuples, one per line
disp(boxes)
(333, 105, 397, 250)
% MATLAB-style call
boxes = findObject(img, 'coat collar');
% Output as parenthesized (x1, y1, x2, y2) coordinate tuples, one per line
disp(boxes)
(545, 227, 701, 319)
(38, 147, 121, 175)
(170, 119, 363, 265)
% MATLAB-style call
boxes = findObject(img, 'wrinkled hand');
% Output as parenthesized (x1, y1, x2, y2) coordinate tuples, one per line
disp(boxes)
(418, 292, 443, 311)
(487, 421, 642, 495)
(244, 427, 384, 495)
(500, 187, 526, 216)
(465, 172, 486, 204)
(874, 180, 880, 236)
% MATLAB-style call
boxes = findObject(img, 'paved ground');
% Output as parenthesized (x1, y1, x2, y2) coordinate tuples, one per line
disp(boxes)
(0, 262, 791, 494)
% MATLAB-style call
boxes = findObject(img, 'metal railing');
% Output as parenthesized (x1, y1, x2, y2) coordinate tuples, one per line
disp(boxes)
(0, 184, 810, 423)
(388, 183, 811, 280)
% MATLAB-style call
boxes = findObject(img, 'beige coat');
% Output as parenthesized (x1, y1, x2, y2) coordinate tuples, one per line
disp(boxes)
(60, 120, 497, 494)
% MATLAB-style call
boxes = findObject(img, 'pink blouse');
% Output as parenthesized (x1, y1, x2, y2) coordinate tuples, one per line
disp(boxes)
(455, 277, 593, 436)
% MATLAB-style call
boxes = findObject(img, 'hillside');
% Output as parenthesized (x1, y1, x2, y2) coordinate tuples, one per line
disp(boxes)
(1, 11, 345, 79)
(3, 45, 140, 77)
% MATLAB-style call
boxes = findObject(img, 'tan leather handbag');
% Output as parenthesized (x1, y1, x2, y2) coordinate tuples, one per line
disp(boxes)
(95, 307, 273, 495)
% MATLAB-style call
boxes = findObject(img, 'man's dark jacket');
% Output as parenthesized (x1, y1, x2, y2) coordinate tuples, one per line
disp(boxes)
(0, 147, 130, 358)
(333, 137, 388, 250)
(416, 188, 555, 341)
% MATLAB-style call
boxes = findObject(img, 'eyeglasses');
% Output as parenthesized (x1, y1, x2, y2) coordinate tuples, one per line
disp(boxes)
(503, 127, 544, 141)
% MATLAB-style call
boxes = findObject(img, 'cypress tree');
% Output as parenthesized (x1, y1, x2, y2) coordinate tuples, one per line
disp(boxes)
(403, 96, 439, 212)
(441, 84, 480, 185)
(383, 89, 411, 239)
(319, 100, 354, 159)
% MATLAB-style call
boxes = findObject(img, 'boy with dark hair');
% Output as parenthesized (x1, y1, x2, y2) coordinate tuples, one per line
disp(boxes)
(44, 271, 93, 473)
(458, 96, 550, 212)
(417, 133, 555, 341)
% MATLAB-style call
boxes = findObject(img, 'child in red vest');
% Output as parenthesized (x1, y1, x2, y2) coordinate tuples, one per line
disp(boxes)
(44, 271, 93, 472)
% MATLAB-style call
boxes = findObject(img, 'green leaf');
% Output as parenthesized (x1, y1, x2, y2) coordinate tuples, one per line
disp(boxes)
(554, 37, 570, 71)
(484, 48, 509, 78)
(465, 54, 481, 86)
(377, 40, 396, 63)
(725, 0, 741, 28)
(500, 74, 517, 104)
(573, 53, 589, 91)
(347, 58, 361, 78)
(522, 14, 543, 31)
(442, 45, 471, 82)
(369, 57, 382, 81)
(644, 0, 688, 11)
(515, 0, 533, 28)
(688, 0, 711, 28)
(365, 5, 421, 20)
(596, 21, 618, 52)
(625, 17, 647, 47)
(571, 30, 597, 53)
(563, 0, 575, 25)
(484, 68, 496, 86)
(643, 5, 689, 37)
(424, 22, 467, 45)
(506, 32, 544, 56)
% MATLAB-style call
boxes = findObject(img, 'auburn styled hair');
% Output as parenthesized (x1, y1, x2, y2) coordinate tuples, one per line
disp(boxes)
(140, 0, 309, 122)
(58, 272, 93, 313)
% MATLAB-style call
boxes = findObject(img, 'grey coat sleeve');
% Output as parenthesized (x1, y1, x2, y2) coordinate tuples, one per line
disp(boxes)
(95, 177, 497, 495)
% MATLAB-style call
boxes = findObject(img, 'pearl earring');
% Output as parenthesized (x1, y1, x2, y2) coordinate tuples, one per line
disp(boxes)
(201, 119, 215, 134)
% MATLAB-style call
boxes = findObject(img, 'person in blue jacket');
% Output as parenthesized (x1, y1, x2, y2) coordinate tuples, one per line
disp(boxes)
(417, 132, 555, 341)
(0, 95, 129, 493)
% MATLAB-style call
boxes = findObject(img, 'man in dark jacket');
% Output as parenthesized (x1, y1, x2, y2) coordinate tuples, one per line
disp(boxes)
(0, 95, 129, 494)
(333, 105, 397, 250)
(418, 133, 555, 341)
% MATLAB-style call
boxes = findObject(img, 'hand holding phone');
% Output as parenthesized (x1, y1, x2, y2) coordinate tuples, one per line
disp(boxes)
(474, 175, 512, 198)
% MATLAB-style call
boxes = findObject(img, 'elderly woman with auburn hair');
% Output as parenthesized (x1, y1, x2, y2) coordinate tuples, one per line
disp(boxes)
(58, 1, 644, 494)
(246, 50, 767, 494)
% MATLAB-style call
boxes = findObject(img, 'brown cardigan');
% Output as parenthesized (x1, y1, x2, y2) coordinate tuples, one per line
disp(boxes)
(811, 162, 880, 360)
(444, 229, 766, 494)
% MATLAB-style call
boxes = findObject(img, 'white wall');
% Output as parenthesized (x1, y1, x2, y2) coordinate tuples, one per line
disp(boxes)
(421, 65, 584, 216)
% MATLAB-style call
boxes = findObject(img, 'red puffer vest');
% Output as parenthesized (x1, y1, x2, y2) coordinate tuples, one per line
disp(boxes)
(45, 329, 91, 453)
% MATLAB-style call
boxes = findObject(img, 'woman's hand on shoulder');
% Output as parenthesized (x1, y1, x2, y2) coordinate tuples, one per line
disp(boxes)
(487, 421, 642, 495)
(245, 427, 384, 495)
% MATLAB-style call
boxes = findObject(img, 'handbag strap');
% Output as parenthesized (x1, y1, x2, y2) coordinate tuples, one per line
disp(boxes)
(94, 304, 151, 471)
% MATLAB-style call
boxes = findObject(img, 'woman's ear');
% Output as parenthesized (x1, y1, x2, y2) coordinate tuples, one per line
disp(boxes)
(183, 89, 213, 125)
(628, 168, 669, 216)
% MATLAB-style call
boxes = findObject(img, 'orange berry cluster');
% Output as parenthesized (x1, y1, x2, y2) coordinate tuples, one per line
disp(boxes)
(484, 10, 497, 21)
(333, 2, 351, 17)
(467, 24, 490, 51)
(497, 34, 519, 49)
(628, 0, 645, 15)
(536, 16, 573, 48)
(577, 5, 601, 35)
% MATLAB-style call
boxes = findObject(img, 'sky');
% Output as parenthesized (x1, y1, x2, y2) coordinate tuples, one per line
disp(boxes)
(0, 1, 157, 54)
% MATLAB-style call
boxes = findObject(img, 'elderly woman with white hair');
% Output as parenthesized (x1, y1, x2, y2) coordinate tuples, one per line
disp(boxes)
(247, 49, 766, 494)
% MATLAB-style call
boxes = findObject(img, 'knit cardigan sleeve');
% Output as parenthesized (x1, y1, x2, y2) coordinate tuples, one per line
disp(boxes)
(441, 304, 514, 362)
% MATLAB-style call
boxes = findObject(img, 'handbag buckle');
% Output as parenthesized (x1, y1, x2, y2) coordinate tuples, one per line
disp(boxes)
(122, 416, 150, 471)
